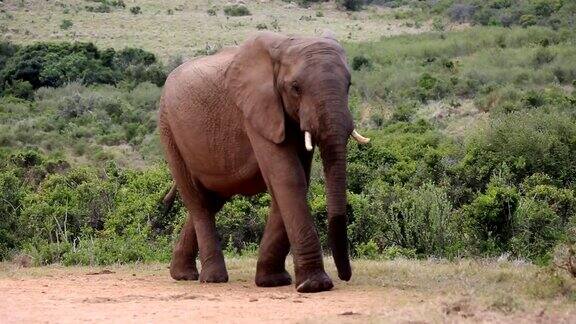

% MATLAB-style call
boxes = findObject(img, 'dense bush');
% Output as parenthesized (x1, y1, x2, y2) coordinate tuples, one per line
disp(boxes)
(351, 55, 372, 71)
(130, 6, 142, 15)
(0, 42, 166, 94)
(363, 182, 459, 257)
(85, 4, 112, 13)
(84, 0, 125, 13)
(460, 109, 576, 190)
(440, 0, 576, 29)
(0, 149, 178, 264)
(60, 19, 73, 30)
(223, 5, 251, 17)
(338, 0, 363, 11)
(292, 0, 326, 9)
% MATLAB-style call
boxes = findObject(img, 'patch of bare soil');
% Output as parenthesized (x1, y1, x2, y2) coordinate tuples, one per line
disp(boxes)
(0, 265, 574, 323)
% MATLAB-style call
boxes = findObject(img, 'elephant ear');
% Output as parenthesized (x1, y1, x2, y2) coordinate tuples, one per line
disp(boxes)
(225, 32, 288, 144)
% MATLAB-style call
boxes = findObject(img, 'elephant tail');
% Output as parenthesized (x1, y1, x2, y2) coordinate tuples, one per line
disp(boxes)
(161, 182, 178, 215)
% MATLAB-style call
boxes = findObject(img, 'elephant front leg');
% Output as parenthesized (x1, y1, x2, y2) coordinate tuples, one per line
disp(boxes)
(248, 128, 333, 293)
(255, 199, 292, 287)
(272, 177, 333, 293)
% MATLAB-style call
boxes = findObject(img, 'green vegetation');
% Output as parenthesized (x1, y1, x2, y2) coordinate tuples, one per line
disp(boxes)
(338, 0, 363, 11)
(84, 0, 126, 13)
(0, 42, 166, 94)
(130, 6, 142, 15)
(367, 0, 575, 30)
(60, 19, 73, 30)
(223, 4, 251, 17)
(439, 0, 576, 29)
(0, 2, 574, 280)
(207, 7, 217, 16)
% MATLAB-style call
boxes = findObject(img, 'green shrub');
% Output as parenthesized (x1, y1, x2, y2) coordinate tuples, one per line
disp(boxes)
(0, 171, 22, 260)
(207, 7, 217, 16)
(533, 47, 555, 67)
(3, 80, 33, 100)
(111, 0, 126, 8)
(355, 240, 379, 259)
(510, 198, 562, 263)
(60, 19, 73, 30)
(390, 102, 417, 123)
(217, 195, 268, 253)
(130, 6, 142, 15)
(338, 0, 362, 11)
(0, 41, 19, 71)
(448, 4, 476, 23)
(443, 0, 572, 29)
(460, 109, 576, 189)
(112, 47, 157, 68)
(351, 55, 372, 71)
(85, 4, 111, 13)
(223, 5, 250, 17)
(0, 42, 165, 90)
(294, 0, 323, 8)
(462, 178, 519, 255)
(382, 246, 417, 260)
(365, 182, 458, 257)
(522, 184, 576, 222)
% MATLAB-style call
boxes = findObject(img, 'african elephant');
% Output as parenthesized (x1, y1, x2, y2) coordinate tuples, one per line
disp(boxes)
(158, 31, 369, 293)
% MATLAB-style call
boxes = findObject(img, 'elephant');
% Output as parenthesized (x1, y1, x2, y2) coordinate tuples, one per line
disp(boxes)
(158, 31, 370, 293)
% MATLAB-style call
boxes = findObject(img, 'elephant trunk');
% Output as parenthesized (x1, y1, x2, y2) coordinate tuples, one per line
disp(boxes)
(319, 131, 351, 281)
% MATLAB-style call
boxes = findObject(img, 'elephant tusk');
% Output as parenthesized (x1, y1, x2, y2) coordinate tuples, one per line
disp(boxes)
(304, 131, 313, 151)
(352, 129, 370, 144)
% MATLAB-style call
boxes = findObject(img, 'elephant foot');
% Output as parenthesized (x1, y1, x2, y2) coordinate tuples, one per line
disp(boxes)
(296, 271, 333, 293)
(170, 260, 199, 281)
(199, 265, 229, 283)
(255, 270, 292, 287)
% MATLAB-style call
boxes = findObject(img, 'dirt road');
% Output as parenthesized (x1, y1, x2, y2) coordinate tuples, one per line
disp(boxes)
(1, 260, 574, 323)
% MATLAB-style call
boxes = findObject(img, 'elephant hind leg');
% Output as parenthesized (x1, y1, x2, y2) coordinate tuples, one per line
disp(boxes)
(161, 126, 227, 282)
(161, 126, 200, 280)
(170, 211, 199, 281)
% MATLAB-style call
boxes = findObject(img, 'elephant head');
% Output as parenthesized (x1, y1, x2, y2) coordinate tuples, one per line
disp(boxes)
(225, 31, 369, 281)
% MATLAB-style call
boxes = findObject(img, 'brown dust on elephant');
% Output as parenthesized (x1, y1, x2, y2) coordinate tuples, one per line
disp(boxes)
(158, 31, 370, 293)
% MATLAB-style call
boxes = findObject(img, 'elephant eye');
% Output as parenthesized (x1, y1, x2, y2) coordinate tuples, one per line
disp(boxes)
(291, 82, 301, 95)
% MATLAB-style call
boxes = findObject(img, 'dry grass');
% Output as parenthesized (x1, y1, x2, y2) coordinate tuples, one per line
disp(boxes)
(0, 0, 430, 62)
(418, 99, 490, 138)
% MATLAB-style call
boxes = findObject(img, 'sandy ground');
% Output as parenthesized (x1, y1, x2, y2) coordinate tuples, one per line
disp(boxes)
(0, 265, 399, 323)
(1, 260, 575, 323)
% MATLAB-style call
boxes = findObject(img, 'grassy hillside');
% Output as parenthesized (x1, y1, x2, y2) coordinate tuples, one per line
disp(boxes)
(0, 0, 430, 61)
(347, 26, 576, 133)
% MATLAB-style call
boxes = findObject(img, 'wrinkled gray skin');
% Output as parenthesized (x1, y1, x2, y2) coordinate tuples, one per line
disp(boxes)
(158, 31, 359, 293)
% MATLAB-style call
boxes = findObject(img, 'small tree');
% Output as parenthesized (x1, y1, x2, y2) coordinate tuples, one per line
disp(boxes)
(130, 6, 142, 15)
(60, 19, 73, 30)
(223, 5, 250, 17)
